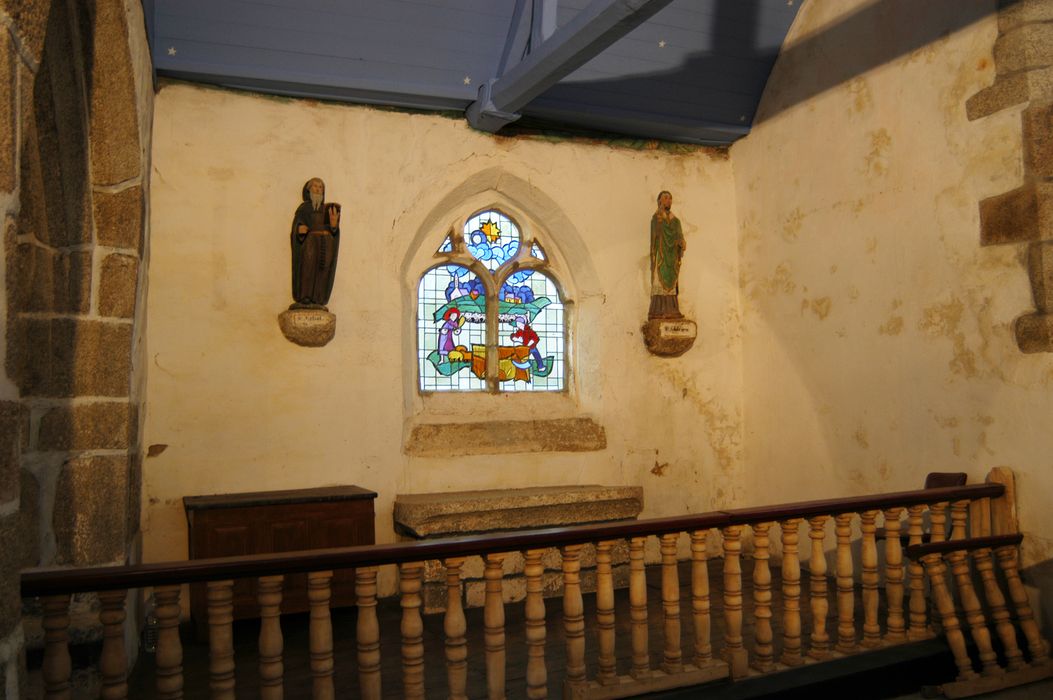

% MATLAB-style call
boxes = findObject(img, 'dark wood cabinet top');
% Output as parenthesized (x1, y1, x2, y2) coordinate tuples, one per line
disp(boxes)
(183, 485, 377, 511)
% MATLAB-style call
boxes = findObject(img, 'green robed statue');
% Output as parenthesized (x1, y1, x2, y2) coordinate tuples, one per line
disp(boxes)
(649, 190, 686, 319)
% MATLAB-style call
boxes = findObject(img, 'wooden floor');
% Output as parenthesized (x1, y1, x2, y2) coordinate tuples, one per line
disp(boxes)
(125, 559, 954, 699)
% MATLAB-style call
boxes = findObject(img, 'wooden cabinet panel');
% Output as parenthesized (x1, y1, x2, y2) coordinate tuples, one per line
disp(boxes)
(184, 486, 376, 635)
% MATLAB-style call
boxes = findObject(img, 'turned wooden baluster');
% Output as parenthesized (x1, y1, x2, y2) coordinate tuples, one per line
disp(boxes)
(950, 500, 969, 540)
(920, 553, 977, 681)
(154, 585, 184, 699)
(972, 548, 1025, 671)
(995, 544, 1052, 663)
(595, 541, 617, 686)
(860, 510, 881, 647)
(444, 558, 468, 700)
(882, 508, 906, 643)
(400, 562, 425, 699)
(207, 580, 236, 699)
(485, 553, 508, 700)
(906, 505, 929, 639)
(660, 533, 683, 674)
(691, 530, 712, 666)
(930, 501, 948, 544)
(780, 519, 803, 666)
(307, 572, 335, 700)
(257, 575, 285, 699)
(751, 523, 774, 672)
(722, 526, 748, 678)
(629, 536, 650, 680)
(946, 551, 1001, 676)
(42, 594, 72, 700)
(97, 590, 128, 699)
(563, 545, 587, 695)
(356, 567, 382, 700)
(834, 513, 857, 653)
(807, 516, 830, 660)
(524, 549, 549, 698)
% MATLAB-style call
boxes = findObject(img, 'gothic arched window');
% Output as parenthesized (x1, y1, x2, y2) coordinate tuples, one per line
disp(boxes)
(417, 209, 566, 392)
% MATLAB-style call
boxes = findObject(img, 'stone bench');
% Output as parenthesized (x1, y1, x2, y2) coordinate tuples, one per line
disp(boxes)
(393, 485, 643, 612)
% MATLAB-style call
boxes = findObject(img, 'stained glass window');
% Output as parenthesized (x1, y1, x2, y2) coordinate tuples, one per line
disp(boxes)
(418, 265, 487, 392)
(417, 209, 566, 393)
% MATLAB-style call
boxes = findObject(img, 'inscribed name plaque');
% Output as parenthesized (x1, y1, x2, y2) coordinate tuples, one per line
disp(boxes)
(642, 318, 697, 357)
(278, 307, 336, 347)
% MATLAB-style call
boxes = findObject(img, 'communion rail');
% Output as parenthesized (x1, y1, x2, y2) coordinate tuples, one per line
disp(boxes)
(21, 472, 1038, 699)
(906, 533, 1053, 698)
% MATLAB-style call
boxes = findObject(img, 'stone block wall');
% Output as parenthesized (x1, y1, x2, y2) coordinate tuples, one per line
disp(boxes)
(0, 0, 151, 695)
(969, 0, 1053, 352)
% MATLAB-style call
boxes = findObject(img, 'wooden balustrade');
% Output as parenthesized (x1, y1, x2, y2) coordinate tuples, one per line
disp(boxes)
(908, 533, 1053, 698)
(779, 519, 803, 667)
(23, 477, 1023, 700)
(806, 515, 830, 660)
(206, 580, 235, 698)
(307, 571, 335, 700)
(443, 557, 468, 700)
(399, 562, 425, 698)
(257, 575, 284, 699)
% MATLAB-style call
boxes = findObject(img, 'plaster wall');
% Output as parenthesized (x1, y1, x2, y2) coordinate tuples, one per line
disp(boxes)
(732, 0, 1053, 594)
(144, 83, 745, 594)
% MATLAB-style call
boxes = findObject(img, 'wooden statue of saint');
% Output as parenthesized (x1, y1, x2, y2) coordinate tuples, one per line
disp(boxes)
(648, 190, 686, 319)
(290, 177, 341, 308)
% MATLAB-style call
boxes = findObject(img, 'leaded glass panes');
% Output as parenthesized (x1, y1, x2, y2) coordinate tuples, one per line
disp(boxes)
(418, 265, 486, 391)
(417, 209, 566, 393)
(499, 271, 564, 392)
(465, 211, 520, 272)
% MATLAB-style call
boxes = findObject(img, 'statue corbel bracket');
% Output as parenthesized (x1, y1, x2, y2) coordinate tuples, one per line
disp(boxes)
(279, 305, 336, 347)
(642, 317, 696, 357)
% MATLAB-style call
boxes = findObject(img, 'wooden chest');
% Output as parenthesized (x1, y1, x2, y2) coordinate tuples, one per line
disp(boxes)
(183, 485, 376, 634)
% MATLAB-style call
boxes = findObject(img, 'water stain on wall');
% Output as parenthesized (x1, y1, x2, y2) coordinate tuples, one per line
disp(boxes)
(933, 415, 959, 429)
(854, 427, 869, 448)
(918, 298, 977, 378)
(878, 299, 904, 335)
(801, 296, 832, 320)
(755, 263, 797, 299)
(846, 77, 873, 115)
(865, 129, 892, 176)
(657, 365, 742, 476)
(783, 207, 804, 242)
(879, 315, 903, 335)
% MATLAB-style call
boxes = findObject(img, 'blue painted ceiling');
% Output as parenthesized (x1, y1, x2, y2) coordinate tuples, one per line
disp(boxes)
(145, 0, 802, 145)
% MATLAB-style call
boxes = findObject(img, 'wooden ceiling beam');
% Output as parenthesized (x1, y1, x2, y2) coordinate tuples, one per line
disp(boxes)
(467, 0, 675, 133)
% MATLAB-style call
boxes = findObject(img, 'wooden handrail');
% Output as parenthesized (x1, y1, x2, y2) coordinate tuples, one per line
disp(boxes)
(21, 482, 1004, 598)
(906, 533, 1023, 560)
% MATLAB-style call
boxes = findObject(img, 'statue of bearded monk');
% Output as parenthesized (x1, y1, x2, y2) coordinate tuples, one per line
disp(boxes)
(290, 177, 341, 307)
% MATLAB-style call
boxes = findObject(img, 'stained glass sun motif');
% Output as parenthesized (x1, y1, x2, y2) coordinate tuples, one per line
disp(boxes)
(418, 210, 565, 392)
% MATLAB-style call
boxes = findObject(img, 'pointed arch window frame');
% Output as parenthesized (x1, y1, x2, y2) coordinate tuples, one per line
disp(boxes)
(417, 207, 569, 394)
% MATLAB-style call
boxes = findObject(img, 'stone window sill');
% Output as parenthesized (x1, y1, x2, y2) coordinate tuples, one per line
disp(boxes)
(404, 416, 606, 457)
